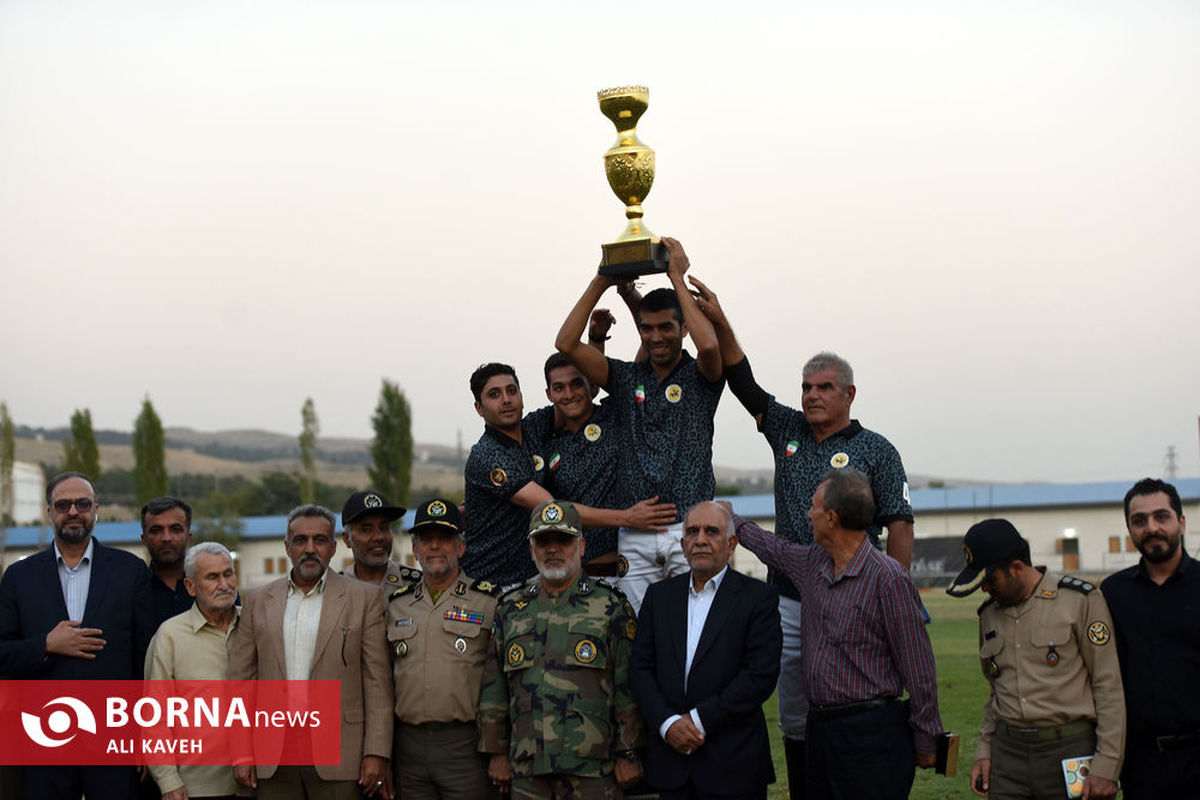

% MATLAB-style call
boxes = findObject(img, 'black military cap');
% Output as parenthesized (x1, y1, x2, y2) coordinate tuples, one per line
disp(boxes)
(341, 490, 406, 528)
(409, 497, 463, 535)
(946, 518, 1028, 597)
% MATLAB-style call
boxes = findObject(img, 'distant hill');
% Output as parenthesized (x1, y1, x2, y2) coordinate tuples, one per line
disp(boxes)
(14, 425, 963, 494)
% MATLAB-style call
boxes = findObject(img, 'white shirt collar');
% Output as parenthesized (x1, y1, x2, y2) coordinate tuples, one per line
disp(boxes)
(54, 537, 95, 567)
(689, 564, 729, 597)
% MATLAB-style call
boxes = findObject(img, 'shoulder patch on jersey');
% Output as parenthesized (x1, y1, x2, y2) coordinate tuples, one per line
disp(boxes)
(1058, 575, 1095, 594)
(399, 566, 423, 581)
(472, 578, 501, 596)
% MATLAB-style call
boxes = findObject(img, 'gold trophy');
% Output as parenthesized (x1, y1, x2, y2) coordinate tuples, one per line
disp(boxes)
(597, 85, 668, 276)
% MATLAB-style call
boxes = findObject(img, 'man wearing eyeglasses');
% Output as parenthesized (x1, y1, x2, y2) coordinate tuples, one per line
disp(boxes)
(0, 470, 155, 800)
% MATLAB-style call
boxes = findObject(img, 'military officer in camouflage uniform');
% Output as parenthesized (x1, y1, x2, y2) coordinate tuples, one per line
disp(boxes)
(948, 519, 1124, 800)
(388, 497, 500, 799)
(340, 490, 422, 594)
(478, 500, 644, 799)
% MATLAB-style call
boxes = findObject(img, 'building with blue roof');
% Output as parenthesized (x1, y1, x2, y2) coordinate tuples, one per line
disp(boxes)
(3, 478, 1196, 587)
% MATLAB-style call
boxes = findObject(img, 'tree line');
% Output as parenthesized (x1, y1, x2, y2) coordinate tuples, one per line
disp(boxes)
(0, 379, 418, 527)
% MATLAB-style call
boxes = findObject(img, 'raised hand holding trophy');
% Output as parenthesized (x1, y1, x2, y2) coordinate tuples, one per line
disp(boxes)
(598, 85, 669, 277)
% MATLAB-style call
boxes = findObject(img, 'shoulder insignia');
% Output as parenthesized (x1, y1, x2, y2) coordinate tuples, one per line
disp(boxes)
(386, 574, 400, 584)
(472, 578, 501, 596)
(1087, 621, 1111, 646)
(389, 584, 416, 601)
(507, 642, 525, 667)
(399, 566, 422, 582)
(1039, 588, 1056, 598)
(527, 581, 541, 596)
(1059, 576, 1095, 594)
(577, 578, 592, 594)
(490, 467, 508, 487)
(513, 600, 529, 610)
(977, 597, 995, 615)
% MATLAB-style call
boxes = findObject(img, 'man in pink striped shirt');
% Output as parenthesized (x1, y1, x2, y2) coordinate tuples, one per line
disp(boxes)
(731, 468, 941, 800)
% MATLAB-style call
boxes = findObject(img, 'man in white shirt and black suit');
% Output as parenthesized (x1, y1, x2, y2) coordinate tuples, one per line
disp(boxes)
(629, 501, 781, 800)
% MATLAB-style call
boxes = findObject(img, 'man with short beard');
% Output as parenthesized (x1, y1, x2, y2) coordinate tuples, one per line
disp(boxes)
(1101, 478, 1199, 799)
(478, 500, 643, 799)
(141, 496, 197, 629)
(0, 471, 154, 800)
(339, 490, 421, 595)
(388, 498, 500, 799)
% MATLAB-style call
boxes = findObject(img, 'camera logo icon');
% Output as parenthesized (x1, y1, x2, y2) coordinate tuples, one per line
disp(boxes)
(21, 696, 97, 748)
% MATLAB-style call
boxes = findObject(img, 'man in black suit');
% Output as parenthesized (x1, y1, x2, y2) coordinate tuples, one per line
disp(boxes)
(0, 471, 154, 800)
(630, 501, 781, 800)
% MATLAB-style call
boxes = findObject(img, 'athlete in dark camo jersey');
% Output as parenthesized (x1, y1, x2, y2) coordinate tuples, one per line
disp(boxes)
(691, 277, 914, 800)
(555, 237, 725, 612)
(463, 362, 676, 588)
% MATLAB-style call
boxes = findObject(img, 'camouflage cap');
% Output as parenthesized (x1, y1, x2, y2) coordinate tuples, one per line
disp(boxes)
(527, 500, 583, 539)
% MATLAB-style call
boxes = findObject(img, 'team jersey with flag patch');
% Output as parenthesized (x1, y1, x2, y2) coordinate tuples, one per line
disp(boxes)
(525, 399, 622, 562)
(463, 425, 546, 587)
(761, 396, 913, 600)
(604, 352, 724, 522)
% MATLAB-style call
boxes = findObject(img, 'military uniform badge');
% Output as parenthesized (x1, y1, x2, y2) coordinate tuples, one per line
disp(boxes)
(575, 639, 598, 663)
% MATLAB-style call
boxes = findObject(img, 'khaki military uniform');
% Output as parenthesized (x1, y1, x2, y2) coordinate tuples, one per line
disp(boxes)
(342, 559, 421, 599)
(387, 573, 500, 799)
(976, 570, 1126, 794)
(478, 574, 643, 798)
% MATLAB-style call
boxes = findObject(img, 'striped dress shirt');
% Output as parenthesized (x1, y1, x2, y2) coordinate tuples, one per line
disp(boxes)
(55, 539, 94, 622)
(734, 515, 942, 754)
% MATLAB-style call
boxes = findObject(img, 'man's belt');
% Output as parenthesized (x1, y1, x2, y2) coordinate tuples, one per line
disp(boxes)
(808, 696, 900, 721)
(996, 719, 1094, 743)
(1155, 731, 1200, 752)
(401, 720, 473, 732)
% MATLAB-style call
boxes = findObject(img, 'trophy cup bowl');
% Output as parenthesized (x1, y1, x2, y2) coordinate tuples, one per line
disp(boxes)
(597, 85, 668, 276)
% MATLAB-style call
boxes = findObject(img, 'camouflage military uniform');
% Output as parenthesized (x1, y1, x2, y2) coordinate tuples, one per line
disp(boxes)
(478, 574, 643, 798)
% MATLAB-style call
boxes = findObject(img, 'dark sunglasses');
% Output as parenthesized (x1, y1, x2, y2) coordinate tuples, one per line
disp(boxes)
(53, 498, 94, 513)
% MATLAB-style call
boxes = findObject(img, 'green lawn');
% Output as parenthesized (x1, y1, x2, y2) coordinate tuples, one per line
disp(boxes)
(764, 589, 990, 800)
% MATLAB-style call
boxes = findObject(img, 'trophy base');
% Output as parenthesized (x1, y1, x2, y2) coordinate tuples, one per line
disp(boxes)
(599, 239, 669, 277)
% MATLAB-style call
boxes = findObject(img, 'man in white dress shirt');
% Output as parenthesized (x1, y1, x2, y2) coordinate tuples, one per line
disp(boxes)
(630, 502, 781, 799)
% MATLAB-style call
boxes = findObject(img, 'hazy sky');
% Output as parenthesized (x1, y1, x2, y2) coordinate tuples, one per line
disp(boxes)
(2, 0, 1197, 483)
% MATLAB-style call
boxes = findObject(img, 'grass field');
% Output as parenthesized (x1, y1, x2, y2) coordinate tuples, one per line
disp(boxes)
(764, 589, 992, 800)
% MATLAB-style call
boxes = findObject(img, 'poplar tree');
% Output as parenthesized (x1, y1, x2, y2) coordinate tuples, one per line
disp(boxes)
(368, 380, 413, 506)
(1, 402, 14, 526)
(133, 396, 168, 505)
(63, 408, 101, 479)
(299, 397, 319, 504)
